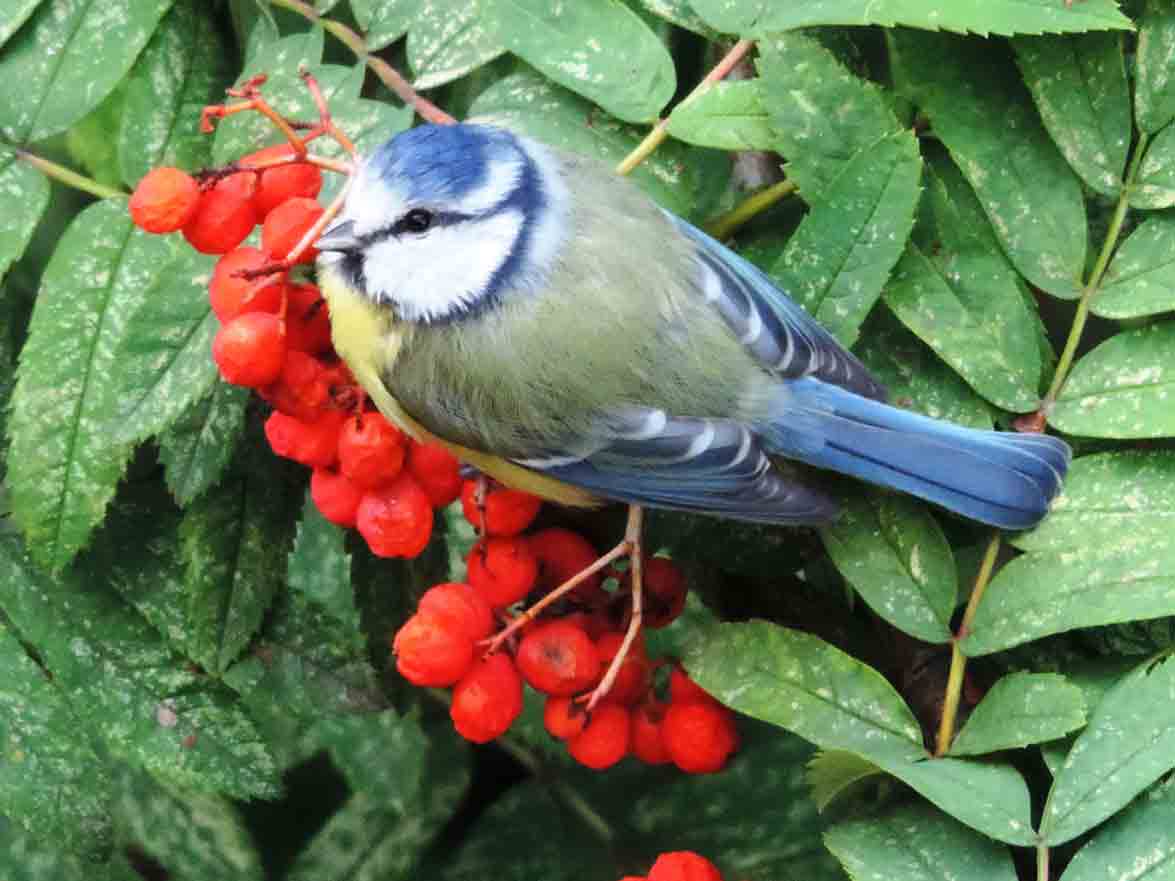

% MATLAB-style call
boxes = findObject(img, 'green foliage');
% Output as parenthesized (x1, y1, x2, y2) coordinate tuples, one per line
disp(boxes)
(5, 1, 1175, 879)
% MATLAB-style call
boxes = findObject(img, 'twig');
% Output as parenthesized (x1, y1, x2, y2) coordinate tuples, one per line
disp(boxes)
(12, 148, 126, 200)
(704, 178, 797, 240)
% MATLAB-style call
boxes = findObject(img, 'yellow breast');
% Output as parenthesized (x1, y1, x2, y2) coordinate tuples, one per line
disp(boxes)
(318, 268, 600, 508)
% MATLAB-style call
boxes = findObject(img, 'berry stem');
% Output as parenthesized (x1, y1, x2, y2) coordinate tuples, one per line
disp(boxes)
(300, 67, 359, 158)
(583, 505, 644, 712)
(11, 147, 126, 200)
(202, 91, 308, 153)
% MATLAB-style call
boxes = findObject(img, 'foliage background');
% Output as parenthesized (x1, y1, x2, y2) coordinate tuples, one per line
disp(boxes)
(3, 0, 1175, 879)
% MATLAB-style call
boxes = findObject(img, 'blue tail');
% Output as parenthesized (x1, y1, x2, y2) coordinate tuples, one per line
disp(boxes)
(759, 379, 1070, 529)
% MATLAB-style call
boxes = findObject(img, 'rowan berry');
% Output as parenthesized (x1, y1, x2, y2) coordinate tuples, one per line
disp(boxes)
(261, 196, 323, 262)
(243, 143, 323, 218)
(637, 556, 688, 629)
(356, 474, 433, 558)
(407, 442, 463, 508)
(516, 619, 601, 697)
(259, 351, 331, 421)
(630, 702, 670, 765)
(310, 468, 364, 528)
(392, 610, 474, 687)
(467, 536, 538, 607)
(418, 582, 494, 642)
(562, 610, 614, 641)
(285, 283, 332, 354)
(567, 703, 630, 770)
(619, 877, 649, 881)
(647, 852, 723, 881)
(528, 527, 605, 602)
(460, 481, 541, 536)
(596, 631, 650, 705)
(543, 695, 589, 740)
(212, 312, 286, 388)
(208, 247, 284, 322)
(183, 173, 257, 254)
(264, 409, 346, 469)
(450, 653, 524, 743)
(339, 411, 406, 488)
(661, 701, 739, 774)
(669, 666, 719, 708)
(129, 167, 200, 233)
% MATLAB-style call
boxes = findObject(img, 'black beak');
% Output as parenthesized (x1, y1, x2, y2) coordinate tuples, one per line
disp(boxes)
(316, 219, 360, 252)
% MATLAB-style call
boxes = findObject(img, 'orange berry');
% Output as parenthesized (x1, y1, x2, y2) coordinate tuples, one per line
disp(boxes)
(211, 312, 285, 388)
(243, 143, 324, 218)
(339, 411, 406, 489)
(516, 619, 601, 697)
(567, 703, 630, 770)
(460, 481, 541, 537)
(467, 536, 539, 607)
(208, 247, 284, 322)
(261, 196, 323, 262)
(407, 442, 463, 508)
(418, 582, 494, 642)
(543, 695, 590, 740)
(392, 610, 474, 687)
(450, 653, 523, 743)
(661, 701, 738, 774)
(356, 474, 433, 558)
(264, 409, 346, 469)
(310, 468, 364, 528)
(129, 167, 200, 233)
(183, 173, 257, 254)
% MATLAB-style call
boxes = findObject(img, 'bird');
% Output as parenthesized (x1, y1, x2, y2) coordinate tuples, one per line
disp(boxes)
(314, 121, 1070, 535)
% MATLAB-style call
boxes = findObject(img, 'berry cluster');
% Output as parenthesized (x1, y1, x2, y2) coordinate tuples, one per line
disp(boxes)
(620, 851, 726, 881)
(129, 156, 463, 558)
(393, 485, 738, 772)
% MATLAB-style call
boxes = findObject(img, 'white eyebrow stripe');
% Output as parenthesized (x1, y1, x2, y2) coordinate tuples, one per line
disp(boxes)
(459, 152, 525, 214)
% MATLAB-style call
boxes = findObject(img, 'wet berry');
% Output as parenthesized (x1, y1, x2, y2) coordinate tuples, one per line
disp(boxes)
(356, 474, 433, 558)
(310, 468, 364, 528)
(407, 442, 463, 508)
(418, 582, 494, 642)
(212, 312, 285, 388)
(392, 611, 474, 687)
(208, 247, 284, 322)
(450, 653, 524, 743)
(339, 411, 406, 489)
(467, 536, 538, 607)
(516, 619, 601, 697)
(264, 409, 345, 469)
(460, 481, 542, 537)
(183, 173, 257, 254)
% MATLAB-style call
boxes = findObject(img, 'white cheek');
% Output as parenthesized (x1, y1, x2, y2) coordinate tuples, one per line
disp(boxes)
(364, 210, 523, 321)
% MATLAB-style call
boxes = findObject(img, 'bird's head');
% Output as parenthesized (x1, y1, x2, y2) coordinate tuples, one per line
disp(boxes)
(316, 123, 569, 323)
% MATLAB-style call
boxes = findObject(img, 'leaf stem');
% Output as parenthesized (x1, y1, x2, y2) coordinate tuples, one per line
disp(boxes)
(1037, 841, 1050, 881)
(266, 0, 455, 125)
(11, 148, 125, 200)
(1042, 130, 1148, 408)
(934, 531, 1001, 756)
(704, 178, 797, 240)
(615, 38, 755, 177)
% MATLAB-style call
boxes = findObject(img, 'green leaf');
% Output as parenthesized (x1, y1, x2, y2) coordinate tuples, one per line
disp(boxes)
(112, 768, 263, 881)
(1050, 322, 1175, 438)
(0, 621, 112, 857)
(0, 148, 50, 279)
(757, 32, 902, 201)
(689, 0, 1132, 37)
(0, 816, 137, 881)
(826, 802, 1018, 881)
(7, 200, 180, 570)
(666, 80, 775, 150)
(685, 621, 925, 763)
(769, 129, 922, 346)
(949, 673, 1086, 756)
(0, 0, 175, 143)
(490, 0, 675, 124)
(891, 31, 1086, 299)
(350, 0, 418, 50)
(853, 308, 994, 429)
(821, 491, 956, 644)
(963, 543, 1175, 656)
(180, 464, 297, 675)
(1132, 123, 1175, 209)
(1042, 655, 1175, 844)
(1135, 0, 1175, 135)
(117, 0, 228, 185)
(0, 0, 42, 50)
(158, 383, 249, 506)
(1014, 451, 1175, 554)
(1093, 216, 1175, 317)
(0, 534, 279, 799)
(1060, 786, 1175, 881)
(1013, 33, 1129, 197)
(885, 154, 1043, 411)
(638, 0, 717, 36)
(312, 711, 427, 810)
(469, 69, 727, 220)
(806, 750, 883, 812)
(407, 0, 507, 89)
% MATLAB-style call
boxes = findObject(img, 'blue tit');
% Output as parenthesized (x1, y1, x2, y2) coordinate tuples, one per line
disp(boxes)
(315, 123, 1069, 530)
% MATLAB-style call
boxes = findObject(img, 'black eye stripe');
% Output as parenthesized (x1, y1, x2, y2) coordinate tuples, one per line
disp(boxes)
(361, 209, 472, 245)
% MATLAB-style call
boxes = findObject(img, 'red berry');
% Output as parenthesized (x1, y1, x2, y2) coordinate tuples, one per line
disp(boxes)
(208, 247, 285, 322)
(183, 173, 258, 254)
(668, 667, 720, 708)
(637, 557, 688, 629)
(310, 468, 364, 528)
(516, 619, 601, 697)
(661, 701, 738, 774)
(243, 143, 324, 218)
(567, 704, 630, 770)
(261, 196, 323, 262)
(129, 167, 200, 233)
(467, 537, 539, 607)
(212, 312, 286, 388)
(285, 283, 333, 354)
(543, 695, 590, 740)
(259, 351, 331, 421)
(619, 877, 649, 881)
(450, 653, 524, 743)
(630, 702, 670, 765)
(418, 582, 494, 642)
(528, 527, 605, 602)
(562, 610, 614, 641)
(264, 409, 346, 469)
(460, 481, 542, 537)
(595, 631, 649, 705)
(356, 474, 433, 558)
(339, 412, 406, 489)
(648, 852, 723, 881)
(392, 610, 474, 687)
(407, 442, 463, 508)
